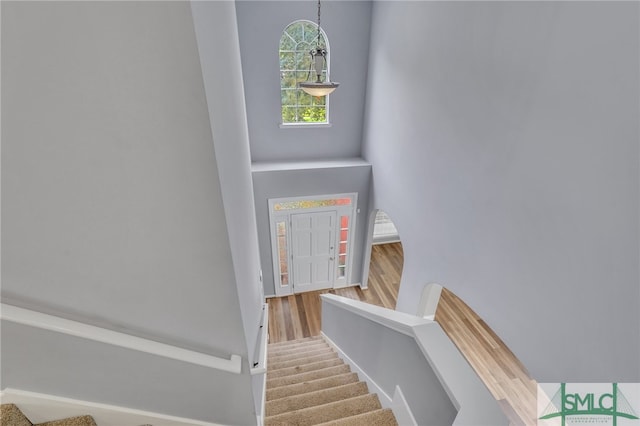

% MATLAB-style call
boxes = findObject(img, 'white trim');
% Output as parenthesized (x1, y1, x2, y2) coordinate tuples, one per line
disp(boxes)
(268, 193, 357, 295)
(251, 158, 369, 173)
(333, 282, 361, 290)
(321, 293, 431, 337)
(372, 236, 401, 245)
(0, 389, 223, 426)
(0, 304, 242, 374)
(252, 306, 269, 425)
(256, 373, 267, 426)
(416, 283, 443, 320)
(360, 209, 378, 290)
(320, 332, 392, 408)
(279, 123, 332, 129)
(250, 303, 269, 375)
(391, 386, 418, 426)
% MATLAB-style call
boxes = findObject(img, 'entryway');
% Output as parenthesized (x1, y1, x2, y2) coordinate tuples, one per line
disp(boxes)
(269, 194, 357, 296)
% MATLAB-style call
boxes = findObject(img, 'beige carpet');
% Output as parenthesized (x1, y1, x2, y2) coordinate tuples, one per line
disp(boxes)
(265, 336, 398, 426)
(0, 404, 96, 426)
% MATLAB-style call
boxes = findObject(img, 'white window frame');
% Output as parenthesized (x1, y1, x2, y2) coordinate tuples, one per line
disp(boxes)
(279, 19, 333, 127)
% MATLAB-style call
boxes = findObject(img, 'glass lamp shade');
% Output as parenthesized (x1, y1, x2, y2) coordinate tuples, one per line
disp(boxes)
(299, 81, 340, 96)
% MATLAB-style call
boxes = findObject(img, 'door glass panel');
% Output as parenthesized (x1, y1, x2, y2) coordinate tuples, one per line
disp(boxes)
(340, 215, 349, 228)
(338, 266, 346, 278)
(276, 220, 289, 287)
(338, 215, 349, 278)
(339, 242, 347, 255)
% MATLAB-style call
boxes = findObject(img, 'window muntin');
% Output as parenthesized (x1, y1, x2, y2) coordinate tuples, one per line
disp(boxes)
(280, 20, 330, 124)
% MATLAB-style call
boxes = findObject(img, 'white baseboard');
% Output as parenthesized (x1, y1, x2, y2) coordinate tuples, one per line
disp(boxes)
(332, 282, 361, 290)
(392, 385, 418, 426)
(320, 332, 392, 408)
(0, 389, 223, 426)
(320, 334, 418, 424)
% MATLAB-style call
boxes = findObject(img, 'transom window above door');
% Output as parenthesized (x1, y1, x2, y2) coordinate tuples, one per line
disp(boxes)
(279, 20, 332, 125)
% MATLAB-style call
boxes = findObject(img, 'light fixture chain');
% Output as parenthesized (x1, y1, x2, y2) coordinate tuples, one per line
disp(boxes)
(316, 0, 321, 48)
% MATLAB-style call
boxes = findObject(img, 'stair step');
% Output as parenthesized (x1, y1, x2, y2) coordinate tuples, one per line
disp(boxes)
(264, 393, 382, 426)
(268, 341, 330, 357)
(268, 351, 339, 371)
(266, 381, 369, 417)
(1, 404, 32, 426)
(315, 408, 399, 426)
(268, 336, 323, 349)
(268, 346, 334, 364)
(267, 358, 344, 379)
(35, 416, 97, 426)
(267, 364, 351, 389)
(266, 372, 360, 401)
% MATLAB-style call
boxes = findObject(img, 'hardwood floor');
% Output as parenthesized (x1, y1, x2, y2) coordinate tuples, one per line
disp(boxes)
(266, 242, 537, 425)
(436, 287, 538, 425)
(267, 243, 402, 343)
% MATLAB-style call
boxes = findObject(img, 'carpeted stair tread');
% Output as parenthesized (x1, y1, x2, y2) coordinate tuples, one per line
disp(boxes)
(1, 404, 32, 426)
(267, 364, 352, 389)
(35, 415, 97, 426)
(264, 393, 382, 426)
(267, 358, 344, 379)
(269, 338, 328, 349)
(266, 336, 399, 425)
(268, 341, 330, 357)
(266, 372, 360, 401)
(268, 336, 323, 348)
(269, 351, 339, 371)
(315, 408, 398, 426)
(268, 346, 334, 363)
(266, 381, 369, 417)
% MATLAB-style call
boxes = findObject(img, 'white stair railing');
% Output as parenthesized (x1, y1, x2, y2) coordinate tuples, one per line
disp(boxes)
(320, 294, 508, 426)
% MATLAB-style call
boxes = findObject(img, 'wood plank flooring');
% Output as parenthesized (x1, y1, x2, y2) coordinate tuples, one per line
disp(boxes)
(267, 244, 401, 343)
(436, 287, 538, 425)
(267, 242, 537, 425)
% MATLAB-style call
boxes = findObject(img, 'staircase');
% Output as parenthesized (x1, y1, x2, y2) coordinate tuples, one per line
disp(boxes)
(1, 404, 96, 426)
(265, 336, 398, 426)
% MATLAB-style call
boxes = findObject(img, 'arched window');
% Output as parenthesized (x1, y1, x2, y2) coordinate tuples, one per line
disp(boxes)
(279, 20, 330, 125)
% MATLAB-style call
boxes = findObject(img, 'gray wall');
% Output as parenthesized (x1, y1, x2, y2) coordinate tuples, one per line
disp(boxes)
(363, 1, 639, 382)
(236, 1, 371, 162)
(252, 162, 371, 296)
(1, 322, 257, 425)
(322, 301, 457, 426)
(191, 0, 264, 384)
(2, 1, 258, 422)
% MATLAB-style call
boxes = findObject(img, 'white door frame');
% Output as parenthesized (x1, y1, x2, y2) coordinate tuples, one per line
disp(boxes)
(268, 193, 357, 297)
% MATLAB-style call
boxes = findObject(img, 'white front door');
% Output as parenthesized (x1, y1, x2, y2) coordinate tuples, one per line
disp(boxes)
(291, 211, 336, 293)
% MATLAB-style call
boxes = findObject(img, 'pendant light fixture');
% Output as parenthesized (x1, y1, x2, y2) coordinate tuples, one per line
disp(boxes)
(298, 0, 339, 97)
